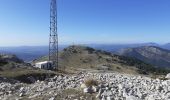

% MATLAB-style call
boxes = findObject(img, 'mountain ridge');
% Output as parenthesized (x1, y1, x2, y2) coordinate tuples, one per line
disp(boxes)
(35, 45, 170, 75)
(118, 46, 170, 68)
(1, 43, 170, 62)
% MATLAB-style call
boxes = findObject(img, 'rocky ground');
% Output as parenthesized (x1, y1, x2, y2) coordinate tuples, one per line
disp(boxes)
(1, 72, 170, 100)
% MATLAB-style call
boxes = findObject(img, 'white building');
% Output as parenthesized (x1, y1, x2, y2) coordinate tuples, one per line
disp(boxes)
(35, 61, 53, 70)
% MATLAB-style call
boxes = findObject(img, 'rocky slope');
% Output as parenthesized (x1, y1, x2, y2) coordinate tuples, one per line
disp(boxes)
(0, 54, 23, 64)
(118, 46, 170, 69)
(0, 54, 56, 82)
(0, 54, 24, 71)
(1, 72, 170, 100)
(34, 45, 166, 75)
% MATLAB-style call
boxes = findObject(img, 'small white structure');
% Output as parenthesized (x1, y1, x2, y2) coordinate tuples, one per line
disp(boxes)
(35, 61, 53, 70)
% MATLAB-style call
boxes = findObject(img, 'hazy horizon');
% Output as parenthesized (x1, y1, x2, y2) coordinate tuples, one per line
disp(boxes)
(0, 42, 169, 47)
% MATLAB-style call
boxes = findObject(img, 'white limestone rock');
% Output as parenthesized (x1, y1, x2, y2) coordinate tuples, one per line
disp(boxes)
(49, 97, 55, 100)
(166, 73, 170, 79)
(1, 72, 170, 100)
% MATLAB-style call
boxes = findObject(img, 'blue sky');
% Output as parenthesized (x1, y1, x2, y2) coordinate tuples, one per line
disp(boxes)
(0, 0, 170, 46)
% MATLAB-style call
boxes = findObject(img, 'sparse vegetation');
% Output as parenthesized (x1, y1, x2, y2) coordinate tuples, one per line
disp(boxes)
(0, 55, 57, 83)
(116, 66, 121, 69)
(0, 61, 8, 66)
(56, 89, 97, 100)
(159, 77, 168, 81)
(0, 67, 56, 83)
(118, 56, 170, 75)
(84, 78, 98, 87)
(33, 45, 170, 75)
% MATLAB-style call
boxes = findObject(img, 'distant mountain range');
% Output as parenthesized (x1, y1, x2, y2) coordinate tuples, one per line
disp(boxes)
(161, 43, 170, 50)
(1, 43, 170, 62)
(0, 45, 67, 62)
(87, 42, 159, 52)
(88, 43, 170, 53)
(118, 46, 170, 68)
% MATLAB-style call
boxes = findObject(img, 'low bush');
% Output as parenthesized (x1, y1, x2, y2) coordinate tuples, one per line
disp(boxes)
(84, 78, 98, 87)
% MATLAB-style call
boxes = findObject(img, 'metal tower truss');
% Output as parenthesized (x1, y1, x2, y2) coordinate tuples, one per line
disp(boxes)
(49, 0, 58, 70)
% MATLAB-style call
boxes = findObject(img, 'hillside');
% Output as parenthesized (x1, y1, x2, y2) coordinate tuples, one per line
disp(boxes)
(0, 54, 24, 70)
(0, 54, 56, 83)
(118, 46, 170, 68)
(0, 54, 23, 63)
(35, 45, 169, 75)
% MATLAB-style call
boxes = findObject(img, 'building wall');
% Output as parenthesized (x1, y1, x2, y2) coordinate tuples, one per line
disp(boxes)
(35, 62, 53, 70)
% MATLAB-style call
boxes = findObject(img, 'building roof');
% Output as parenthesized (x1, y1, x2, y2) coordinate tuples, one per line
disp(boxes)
(36, 61, 52, 65)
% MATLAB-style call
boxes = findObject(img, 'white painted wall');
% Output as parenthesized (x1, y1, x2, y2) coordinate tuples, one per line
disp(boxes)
(35, 61, 53, 70)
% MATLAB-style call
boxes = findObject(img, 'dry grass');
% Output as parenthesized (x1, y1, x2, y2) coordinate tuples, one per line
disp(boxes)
(84, 78, 98, 87)
(0, 67, 56, 78)
(56, 89, 97, 100)
(159, 77, 169, 81)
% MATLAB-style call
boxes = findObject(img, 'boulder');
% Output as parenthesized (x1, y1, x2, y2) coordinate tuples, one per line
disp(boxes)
(19, 93, 23, 97)
(106, 96, 114, 100)
(80, 83, 87, 89)
(165, 73, 170, 79)
(27, 76, 36, 83)
(83, 86, 97, 93)
(126, 95, 140, 100)
(49, 97, 55, 100)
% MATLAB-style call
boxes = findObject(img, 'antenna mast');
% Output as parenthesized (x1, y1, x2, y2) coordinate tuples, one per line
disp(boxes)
(49, 0, 58, 70)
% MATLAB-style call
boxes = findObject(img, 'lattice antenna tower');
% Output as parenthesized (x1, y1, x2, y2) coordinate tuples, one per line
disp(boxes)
(49, 0, 58, 70)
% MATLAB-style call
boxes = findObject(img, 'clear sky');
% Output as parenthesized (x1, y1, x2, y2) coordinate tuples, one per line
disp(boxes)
(0, 0, 170, 46)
